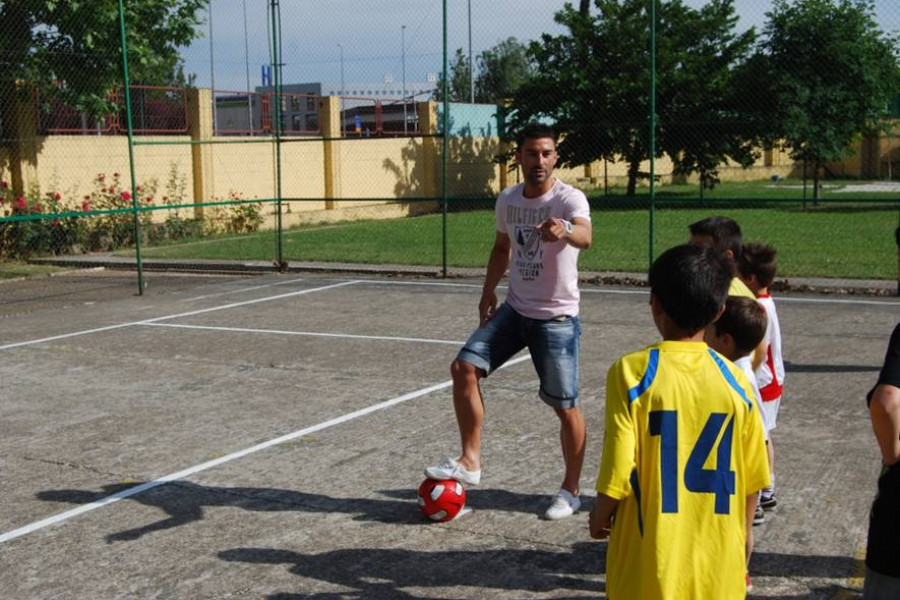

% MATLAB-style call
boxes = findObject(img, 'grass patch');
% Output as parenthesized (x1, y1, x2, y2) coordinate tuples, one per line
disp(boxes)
(137, 203, 900, 279)
(0, 262, 74, 280)
(584, 178, 900, 201)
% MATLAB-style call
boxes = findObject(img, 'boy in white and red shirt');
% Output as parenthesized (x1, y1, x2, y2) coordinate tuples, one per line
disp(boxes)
(739, 242, 784, 510)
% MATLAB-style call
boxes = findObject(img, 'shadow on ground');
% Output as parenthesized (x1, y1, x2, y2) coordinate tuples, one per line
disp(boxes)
(751, 551, 863, 578)
(36, 482, 571, 543)
(785, 361, 881, 374)
(219, 542, 605, 599)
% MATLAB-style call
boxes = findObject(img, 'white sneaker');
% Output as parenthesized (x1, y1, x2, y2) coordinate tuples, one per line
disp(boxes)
(424, 457, 481, 486)
(544, 488, 581, 520)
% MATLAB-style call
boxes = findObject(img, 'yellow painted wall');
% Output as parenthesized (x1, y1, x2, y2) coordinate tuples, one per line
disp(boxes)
(10, 114, 900, 230)
(20, 137, 193, 223)
(337, 138, 419, 202)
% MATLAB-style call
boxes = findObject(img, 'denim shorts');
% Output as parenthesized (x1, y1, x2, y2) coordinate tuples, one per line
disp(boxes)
(456, 302, 581, 410)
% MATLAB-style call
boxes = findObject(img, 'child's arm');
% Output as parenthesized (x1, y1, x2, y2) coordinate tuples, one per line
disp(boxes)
(589, 494, 620, 540)
(745, 493, 758, 567)
(751, 338, 768, 372)
(869, 383, 900, 465)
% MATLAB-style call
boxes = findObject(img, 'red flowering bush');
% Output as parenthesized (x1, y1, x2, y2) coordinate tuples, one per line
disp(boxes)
(83, 172, 155, 251)
(203, 191, 264, 236)
(0, 184, 85, 258)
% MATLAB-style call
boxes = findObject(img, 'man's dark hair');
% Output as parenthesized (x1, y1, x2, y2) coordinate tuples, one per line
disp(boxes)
(689, 216, 743, 261)
(516, 122, 557, 147)
(739, 242, 778, 288)
(649, 244, 731, 333)
(714, 297, 768, 354)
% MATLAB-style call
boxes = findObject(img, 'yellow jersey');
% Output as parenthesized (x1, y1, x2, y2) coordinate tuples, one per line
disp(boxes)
(729, 276, 756, 299)
(596, 341, 770, 600)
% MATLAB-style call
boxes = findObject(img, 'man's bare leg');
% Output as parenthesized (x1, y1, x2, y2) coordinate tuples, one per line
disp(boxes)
(555, 405, 586, 495)
(451, 359, 485, 472)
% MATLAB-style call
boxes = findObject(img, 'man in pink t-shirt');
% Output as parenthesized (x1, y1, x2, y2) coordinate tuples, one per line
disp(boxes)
(425, 123, 593, 519)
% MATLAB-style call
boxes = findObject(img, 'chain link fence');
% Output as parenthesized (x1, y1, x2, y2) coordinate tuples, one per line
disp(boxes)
(1, 0, 899, 293)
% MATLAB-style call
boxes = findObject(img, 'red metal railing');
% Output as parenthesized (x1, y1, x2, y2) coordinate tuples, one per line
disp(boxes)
(36, 85, 188, 135)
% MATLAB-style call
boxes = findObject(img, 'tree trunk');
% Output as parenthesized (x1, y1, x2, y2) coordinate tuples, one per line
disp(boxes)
(579, 0, 591, 16)
(813, 159, 820, 205)
(627, 154, 640, 196)
(0, 3, 33, 195)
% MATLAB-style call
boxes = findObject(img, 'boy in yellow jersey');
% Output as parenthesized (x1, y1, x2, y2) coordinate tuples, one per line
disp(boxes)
(589, 244, 770, 600)
(687, 216, 765, 371)
(687, 216, 755, 300)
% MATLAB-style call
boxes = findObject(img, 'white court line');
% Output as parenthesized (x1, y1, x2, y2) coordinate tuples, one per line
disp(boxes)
(0, 280, 360, 352)
(581, 288, 649, 296)
(144, 322, 465, 345)
(352, 278, 900, 306)
(182, 277, 306, 302)
(0, 353, 532, 545)
(774, 296, 900, 307)
(581, 287, 900, 305)
(352, 278, 647, 295)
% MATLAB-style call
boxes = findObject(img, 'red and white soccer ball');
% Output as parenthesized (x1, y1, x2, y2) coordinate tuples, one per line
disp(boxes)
(417, 478, 467, 522)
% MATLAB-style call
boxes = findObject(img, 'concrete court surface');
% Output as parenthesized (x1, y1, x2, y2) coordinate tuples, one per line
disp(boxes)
(0, 269, 898, 599)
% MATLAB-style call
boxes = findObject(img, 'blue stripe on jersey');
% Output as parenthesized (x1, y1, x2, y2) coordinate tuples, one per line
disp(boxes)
(630, 468, 644, 536)
(708, 349, 753, 411)
(627, 348, 660, 403)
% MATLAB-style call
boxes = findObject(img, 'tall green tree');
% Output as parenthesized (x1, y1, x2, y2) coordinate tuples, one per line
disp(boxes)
(509, 0, 760, 195)
(657, 0, 759, 189)
(435, 39, 533, 103)
(433, 48, 473, 102)
(474, 37, 532, 103)
(761, 0, 900, 201)
(1, 0, 208, 138)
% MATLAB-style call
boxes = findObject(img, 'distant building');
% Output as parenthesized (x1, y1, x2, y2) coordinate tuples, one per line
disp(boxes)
(215, 73, 436, 136)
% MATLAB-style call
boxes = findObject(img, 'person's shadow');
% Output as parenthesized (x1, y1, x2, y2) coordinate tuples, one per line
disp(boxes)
(36, 482, 572, 543)
(750, 551, 862, 578)
(218, 542, 605, 599)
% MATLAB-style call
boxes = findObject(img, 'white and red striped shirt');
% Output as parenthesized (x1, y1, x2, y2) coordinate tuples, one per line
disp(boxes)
(755, 294, 784, 401)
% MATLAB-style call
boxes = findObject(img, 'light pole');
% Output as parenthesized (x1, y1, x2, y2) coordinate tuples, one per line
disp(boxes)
(338, 44, 345, 95)
(338, 43, 345, 135)
(468, 0, 474, 103)
(243, 0, 253, 134)
(402, 24, 407, 134)
(208, 4, 217, 132)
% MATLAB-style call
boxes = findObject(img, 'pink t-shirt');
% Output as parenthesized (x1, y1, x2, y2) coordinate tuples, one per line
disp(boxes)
(495, 179, 591, 320)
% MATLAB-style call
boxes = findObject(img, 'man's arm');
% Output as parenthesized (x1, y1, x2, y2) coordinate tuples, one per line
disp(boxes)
(870, 383, 900, 465)
(479, 231, 511, 325)
(589, 493, 619, 540)
(538, 217, 592, 249)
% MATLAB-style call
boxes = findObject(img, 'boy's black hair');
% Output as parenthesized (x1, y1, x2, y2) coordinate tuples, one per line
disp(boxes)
(649, 244, 731, 333)
(689, 216, 743, 261)
(516, 122, 557, 147)
(739, 242, 778, 288)
(714, 296, 768, 354)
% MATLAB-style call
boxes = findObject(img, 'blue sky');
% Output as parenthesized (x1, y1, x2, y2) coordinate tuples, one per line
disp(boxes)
(180, 0, 900, 92)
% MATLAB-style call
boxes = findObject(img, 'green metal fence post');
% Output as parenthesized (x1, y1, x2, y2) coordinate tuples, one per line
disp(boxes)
(441, 0, 449, 278)
(117, 0, 145, 295)
(270, 0, 284, 270)
(648, 0, 657, 270)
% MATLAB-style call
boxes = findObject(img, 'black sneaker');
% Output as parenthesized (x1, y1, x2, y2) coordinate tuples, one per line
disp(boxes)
(753, 504, 765, 526)
(760, 494, 777, 510)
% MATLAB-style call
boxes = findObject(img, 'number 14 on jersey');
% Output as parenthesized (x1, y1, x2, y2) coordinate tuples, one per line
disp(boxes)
(649, 410, 736, 514)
